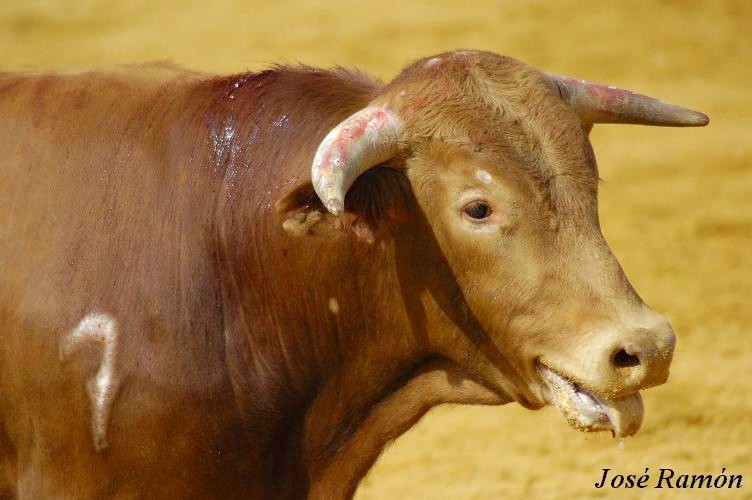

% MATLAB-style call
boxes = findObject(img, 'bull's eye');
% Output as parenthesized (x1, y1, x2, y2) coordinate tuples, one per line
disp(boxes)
(463, 201, 491, 220)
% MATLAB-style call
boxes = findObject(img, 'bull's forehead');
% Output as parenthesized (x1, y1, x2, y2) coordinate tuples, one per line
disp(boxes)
(389, 50, 561, 116)
(388, 51, 599, 212)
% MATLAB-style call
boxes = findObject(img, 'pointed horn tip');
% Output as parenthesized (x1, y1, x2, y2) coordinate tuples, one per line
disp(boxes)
(662, 108, 709, 127)
(325, 198, 343, 216)
(687, 110, 710, 127)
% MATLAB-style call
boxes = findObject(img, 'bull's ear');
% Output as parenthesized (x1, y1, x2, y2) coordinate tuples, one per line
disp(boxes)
(275, 179, 379, 244)
(275, 167, 410, 244)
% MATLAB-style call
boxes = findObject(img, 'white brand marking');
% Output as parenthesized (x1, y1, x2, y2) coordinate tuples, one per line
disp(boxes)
(60, 313, 120, 451)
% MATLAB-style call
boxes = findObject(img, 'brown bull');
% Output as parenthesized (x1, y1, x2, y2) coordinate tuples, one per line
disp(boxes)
(0, 50, 707, 498)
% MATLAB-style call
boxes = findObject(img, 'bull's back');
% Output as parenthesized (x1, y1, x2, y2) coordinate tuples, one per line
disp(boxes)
(0, 67, 171, 319)
(0, 66, 254, 497)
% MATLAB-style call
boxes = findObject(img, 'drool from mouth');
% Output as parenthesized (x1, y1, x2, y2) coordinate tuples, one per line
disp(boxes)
(538, 364, 644, 438)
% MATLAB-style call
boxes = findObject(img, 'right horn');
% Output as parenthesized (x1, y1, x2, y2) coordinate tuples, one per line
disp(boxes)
(547, 73, 709, 127)
(311, 106, 403, 216)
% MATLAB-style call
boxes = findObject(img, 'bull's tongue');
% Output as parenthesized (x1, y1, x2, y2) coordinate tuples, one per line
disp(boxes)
(540, 366, 644, 437)
(600, 392, 644, 437)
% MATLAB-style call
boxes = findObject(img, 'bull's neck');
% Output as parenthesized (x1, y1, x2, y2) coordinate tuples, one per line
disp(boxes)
(210, 163, 427, 493)
(215, 204, 428, 495)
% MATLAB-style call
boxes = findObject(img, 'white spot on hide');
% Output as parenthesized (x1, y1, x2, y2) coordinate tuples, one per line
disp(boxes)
(475, 169, 493, 184)
(328, 297, 340, 315)
(60, 313, 120, 452)
(425, 57, 442, 67)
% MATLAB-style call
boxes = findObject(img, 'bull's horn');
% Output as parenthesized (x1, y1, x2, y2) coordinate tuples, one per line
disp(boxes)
(311, 106, 403, 215)
(548, 74, 709, 127)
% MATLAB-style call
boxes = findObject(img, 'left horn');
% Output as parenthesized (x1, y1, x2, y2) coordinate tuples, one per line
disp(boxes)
(311, 106, 403, 215)
(547, 73, 709, 127)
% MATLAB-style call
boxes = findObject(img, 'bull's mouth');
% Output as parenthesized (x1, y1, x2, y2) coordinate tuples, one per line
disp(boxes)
(537, 363, 644, 438)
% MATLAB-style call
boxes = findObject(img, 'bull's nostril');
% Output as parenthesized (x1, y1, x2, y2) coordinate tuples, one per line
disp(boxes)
(613, 349, 641, 368)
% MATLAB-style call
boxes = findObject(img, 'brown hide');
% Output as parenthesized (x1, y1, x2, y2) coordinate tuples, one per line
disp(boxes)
(0, 63, 503, 499)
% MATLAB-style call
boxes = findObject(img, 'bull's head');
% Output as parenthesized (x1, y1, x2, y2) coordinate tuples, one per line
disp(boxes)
(307, 51, 707, 437)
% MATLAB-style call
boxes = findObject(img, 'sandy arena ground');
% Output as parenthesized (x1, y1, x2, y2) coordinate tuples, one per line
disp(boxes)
(1, 1, 749, 498)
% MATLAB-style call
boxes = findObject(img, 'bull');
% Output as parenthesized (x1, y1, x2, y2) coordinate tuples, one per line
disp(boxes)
(0, 50, 707, 498)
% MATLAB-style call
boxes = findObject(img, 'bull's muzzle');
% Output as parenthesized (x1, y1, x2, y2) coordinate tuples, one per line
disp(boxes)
(539, 310, 676, 437)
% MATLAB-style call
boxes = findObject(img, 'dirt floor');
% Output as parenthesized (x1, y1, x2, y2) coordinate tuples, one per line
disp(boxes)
(1, 1, 749, 498)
